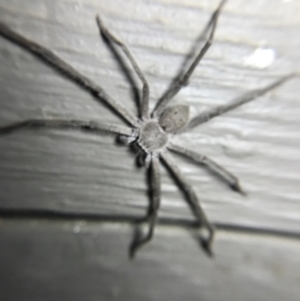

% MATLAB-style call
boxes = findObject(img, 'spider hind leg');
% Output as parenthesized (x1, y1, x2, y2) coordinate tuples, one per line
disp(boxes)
(130, 155, 161, 258)
(160, 151, 215, 256)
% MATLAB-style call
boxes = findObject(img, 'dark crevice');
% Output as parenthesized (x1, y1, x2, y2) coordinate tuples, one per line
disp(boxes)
(0, 208, 299, 241)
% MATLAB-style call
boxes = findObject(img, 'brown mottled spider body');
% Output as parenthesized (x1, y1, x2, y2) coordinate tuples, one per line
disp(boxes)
(0, 0, 296, 257)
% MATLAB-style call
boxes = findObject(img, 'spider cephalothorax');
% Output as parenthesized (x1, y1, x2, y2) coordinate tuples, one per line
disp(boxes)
(0, 0, 296, 257)
(135, 105, 189, 164)
(138, 120, 168, 152)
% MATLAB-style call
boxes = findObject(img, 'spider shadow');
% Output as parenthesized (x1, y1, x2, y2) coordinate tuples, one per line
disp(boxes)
(99, 25, 142, 119)
(154, 10, 215, 111)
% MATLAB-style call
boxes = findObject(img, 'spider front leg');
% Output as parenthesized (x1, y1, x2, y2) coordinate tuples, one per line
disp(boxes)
(130, 155, 161, 258)
(168, 143, 246, 195)
(153, 0, 228, 116)
(183, 73, 296, 132)
(0, 22, 138, 127)
(96, 16, 150, 119)
(160, 151, 215, 256)
(0, 118, 133, 136)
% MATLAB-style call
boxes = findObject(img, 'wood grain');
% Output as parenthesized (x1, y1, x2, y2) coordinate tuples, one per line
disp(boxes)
(0, 0, 299, 298)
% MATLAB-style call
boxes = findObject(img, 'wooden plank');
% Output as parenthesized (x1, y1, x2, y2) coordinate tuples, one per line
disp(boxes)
(0, 0, 299, 234)
(0, 218, 299, 301)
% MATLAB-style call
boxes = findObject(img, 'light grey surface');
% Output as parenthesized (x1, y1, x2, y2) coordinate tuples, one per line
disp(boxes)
(0, 0, 299, 299)
(0, 218, 300, 301)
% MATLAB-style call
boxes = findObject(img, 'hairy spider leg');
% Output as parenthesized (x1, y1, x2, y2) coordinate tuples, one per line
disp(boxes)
(130, 155, 161, 258)
(96, 16, 150, 120)
(0, 21, 138, 127)
(153, 0, 228, 117)
(168, 142, 245, 195)
(160, 152, 215, 255)
(182, 73, 296, 133)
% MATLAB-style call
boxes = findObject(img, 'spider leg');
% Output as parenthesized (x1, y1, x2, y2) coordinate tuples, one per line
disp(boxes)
(160, 151, 215, 255)
(182, 73, 296, 133)
(0, 119, 134, 136)
(96, 16, 150, 120)
(130, 155, 161, 258)
(153, 0, 227, 117)
(0, 22, 138, 127)
(168, 143, 245, 195)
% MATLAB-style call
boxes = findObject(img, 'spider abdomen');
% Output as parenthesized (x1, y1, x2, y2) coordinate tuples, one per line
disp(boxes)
(138, 120, 168, 152)
(159, 105, 189, 133)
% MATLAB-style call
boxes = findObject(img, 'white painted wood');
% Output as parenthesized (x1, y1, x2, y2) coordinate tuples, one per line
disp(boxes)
(0, 0, 299, 235)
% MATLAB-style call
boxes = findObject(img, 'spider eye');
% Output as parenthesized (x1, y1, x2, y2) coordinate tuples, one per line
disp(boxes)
(159, 105, 189, 133)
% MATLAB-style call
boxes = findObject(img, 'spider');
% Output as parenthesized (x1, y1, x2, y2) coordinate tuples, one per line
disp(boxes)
(0, 0, 296, 257)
